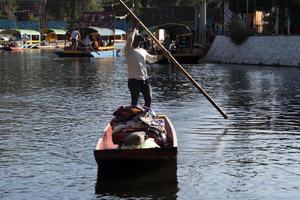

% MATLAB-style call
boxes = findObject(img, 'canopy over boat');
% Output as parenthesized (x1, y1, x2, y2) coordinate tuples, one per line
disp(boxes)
(81, 26, 115, 36)
(42, 28, 66, 35)
(1, 29, 40, 44)
(141, 23, 192, 37)
(0, 36, 9, 41)
(115, 29, 126, 35)
(2, 29, 40, 36)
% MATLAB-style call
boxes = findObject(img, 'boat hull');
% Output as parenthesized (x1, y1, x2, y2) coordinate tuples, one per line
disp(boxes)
(94, 147, 177, 166)
(158, 53, 202, 64)
(54, 49, 121, 58)
(3, 46, 24, 51)
(94, 115, 178, 169)
(95, 160, 178, 197)
(96, 158, 177, 181)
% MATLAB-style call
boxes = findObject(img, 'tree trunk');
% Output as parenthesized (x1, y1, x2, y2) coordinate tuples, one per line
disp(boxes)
(275, 6, 279, 35)
(286, 8, 290, 35)
(71, 1, 75, 28)
(40, 0, 47, 30)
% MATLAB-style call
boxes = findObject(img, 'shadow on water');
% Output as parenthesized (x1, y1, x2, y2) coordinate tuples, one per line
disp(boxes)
(95, 161, 178, 199)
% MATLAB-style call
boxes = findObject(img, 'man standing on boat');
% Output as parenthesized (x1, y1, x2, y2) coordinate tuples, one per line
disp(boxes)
(124, 23, 163, 108)
(71, 29, 81, 50)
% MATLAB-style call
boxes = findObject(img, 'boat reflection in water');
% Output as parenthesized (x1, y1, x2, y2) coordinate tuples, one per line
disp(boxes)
(95, 161, 178, 199)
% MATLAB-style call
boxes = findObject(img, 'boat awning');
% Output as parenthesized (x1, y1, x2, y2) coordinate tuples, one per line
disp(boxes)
(115, 29, 126, 35)
(45, 29, 66, 35)
(141, 23, 192, 36)
(2, 29, 40, 36)
(83, 26, 114, 36)
(17, 29, 40, 36)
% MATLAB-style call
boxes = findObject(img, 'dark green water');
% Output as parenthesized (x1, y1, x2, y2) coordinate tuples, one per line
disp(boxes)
(1, 50, 300, 199)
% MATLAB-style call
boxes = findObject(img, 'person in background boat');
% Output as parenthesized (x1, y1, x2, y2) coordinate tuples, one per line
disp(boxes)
(7, 37, 17, 48)
(91, 35, 99, 50)
(169, 40, 177, 53)
(21, 34, 29, 45)
(83, 35, 92, 48)
(124, 23, 164, 108)
(141, 35, 150, 49)
(64, 30, 71, 47)
(164, 34, 171, 50)
(71, 29, 81, 50)
(98, 38, 104, 47)
(107, 39, 113, 46)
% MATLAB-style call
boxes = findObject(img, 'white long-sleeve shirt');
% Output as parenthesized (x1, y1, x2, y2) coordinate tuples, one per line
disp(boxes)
(124, 29, 160, 80)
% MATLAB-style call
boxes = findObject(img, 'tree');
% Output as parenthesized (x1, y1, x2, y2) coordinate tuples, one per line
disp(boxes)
(0, 0, 18, 19)
(228, 14, 249, 44)
(267, 0, 300, 34)
(176, 0, 199, 7)
(229, 0, 256, 13)
(255, 0, 273, 12)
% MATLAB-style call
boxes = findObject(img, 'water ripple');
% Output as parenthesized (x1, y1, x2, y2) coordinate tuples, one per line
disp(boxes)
(1, 51, 300, 199)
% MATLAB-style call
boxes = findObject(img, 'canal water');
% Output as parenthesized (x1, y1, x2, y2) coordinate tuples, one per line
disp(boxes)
(0, 50, 300, 200)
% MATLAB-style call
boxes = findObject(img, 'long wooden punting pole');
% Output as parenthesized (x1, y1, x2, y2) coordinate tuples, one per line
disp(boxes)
(119, 0, 228, 119)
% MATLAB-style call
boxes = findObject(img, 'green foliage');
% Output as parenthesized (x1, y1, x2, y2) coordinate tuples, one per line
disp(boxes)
(28, 12, 37, 21)
(228, 16, 249, 45)
(141, 0, 198, 8)
(229, 0, 300, 13)
(229, 0, 256, 13)
(0, 0, 18, 19)
(274, 0, 299, 8)
(255, 0, 273, 11)
(261, 14, 274, 35)
(261, 0, 300, 35)
(176, 0, 198, 7)
(87, 0, 103, 12)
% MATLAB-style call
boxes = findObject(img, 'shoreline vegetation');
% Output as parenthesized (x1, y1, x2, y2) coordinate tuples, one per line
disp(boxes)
(1, 0, 299, 35)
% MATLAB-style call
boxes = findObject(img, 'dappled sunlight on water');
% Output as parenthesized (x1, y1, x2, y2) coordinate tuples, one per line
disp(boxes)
(0, 50, 300, 199)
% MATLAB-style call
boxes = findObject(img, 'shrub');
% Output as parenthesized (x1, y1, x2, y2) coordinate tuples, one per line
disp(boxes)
(228, 17, 249, 45)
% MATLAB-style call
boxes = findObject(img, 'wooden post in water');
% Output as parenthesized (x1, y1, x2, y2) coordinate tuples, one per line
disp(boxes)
(118, 0, 228, 119)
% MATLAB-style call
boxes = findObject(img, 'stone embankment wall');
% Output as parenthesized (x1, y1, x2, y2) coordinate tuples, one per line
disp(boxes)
(206, 36, 300, 67)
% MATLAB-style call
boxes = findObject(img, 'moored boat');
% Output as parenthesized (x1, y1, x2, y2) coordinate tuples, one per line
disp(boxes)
(1, 29, 41, 49)
(54, 46, 121, 58)
(3, 46, 24, 51)
(114, 28, 127, 48)
(54, 26, 121, 58)
(141, 23, 205, 64)
(94, 114, 178, 169)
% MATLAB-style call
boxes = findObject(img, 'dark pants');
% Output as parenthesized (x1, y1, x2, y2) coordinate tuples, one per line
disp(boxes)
(128, 79, 152, 108)
(71, 38, 78, 50)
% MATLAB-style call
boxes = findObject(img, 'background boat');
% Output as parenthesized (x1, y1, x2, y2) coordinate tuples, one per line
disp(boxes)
(40, 28, 66, 49)
(54, 26, 121, 58)
(141, 23, 205, 64)
(114, 28, 127, 48)
(1, 29, 41, 47)
(54, 47, 121, 58)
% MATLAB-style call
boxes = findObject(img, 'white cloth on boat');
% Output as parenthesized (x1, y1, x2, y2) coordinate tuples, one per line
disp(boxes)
(111, 106, 168, 147)
(122, 131, 146, 146)
(140, 138, 160, 149)
(121, 138, 160, 149)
